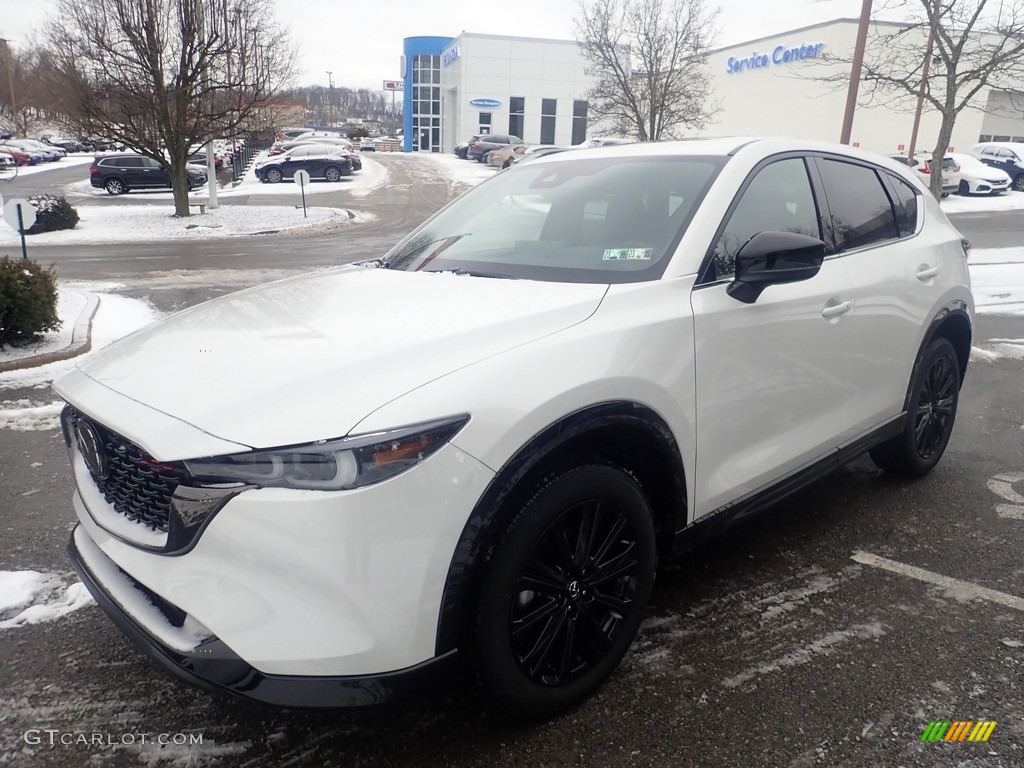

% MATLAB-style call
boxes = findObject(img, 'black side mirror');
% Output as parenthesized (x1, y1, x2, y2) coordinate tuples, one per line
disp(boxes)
(727, 231, 826, 304)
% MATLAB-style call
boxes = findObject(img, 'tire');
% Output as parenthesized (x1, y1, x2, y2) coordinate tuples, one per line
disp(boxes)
(265, 168, 282, 184)
(186, 178, 193, 192)
(104, 177, 126, 196)
(481, 151, 492, 165)
(958, 179, 969, 196)
(474, 464, 657, 718)
(869, 337, 960, 477)
(324, 166, 342, 182)
(502, 157, 514, 169)
(1014, 174, 1024, 192)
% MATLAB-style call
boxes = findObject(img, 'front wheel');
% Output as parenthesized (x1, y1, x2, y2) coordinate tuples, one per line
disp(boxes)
(869, 337, 960, 477)
(264, 168, 282, 184)
(324, 165, 342, 182)
(474, 464, 656, 718)
(958, 179, 970, 196)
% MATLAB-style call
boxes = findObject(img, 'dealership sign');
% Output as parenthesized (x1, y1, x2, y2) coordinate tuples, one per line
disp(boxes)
(383, 80, 403, 91)
(470, 98, 502, 109)
(727, 42, 825, 73)
(443, 45, 461, 66)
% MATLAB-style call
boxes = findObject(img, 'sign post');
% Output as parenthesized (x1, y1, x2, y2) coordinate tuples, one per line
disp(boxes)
(294, 169, 310, 218)
(3, 198, 37, 260)
(384, 80, 403, 137)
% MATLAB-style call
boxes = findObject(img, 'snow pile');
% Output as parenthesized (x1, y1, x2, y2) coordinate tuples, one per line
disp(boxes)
(0, 399, 64, 430)
(970, 249, 1024, 316)
(0, 570, 94, 629)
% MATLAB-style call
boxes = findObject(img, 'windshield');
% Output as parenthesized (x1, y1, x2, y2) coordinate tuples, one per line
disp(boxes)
(383, 155, 724, 283)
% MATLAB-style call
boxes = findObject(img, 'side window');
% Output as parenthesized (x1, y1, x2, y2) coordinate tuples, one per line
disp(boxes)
(817, 159, 899, 252)
(119, 157, 143, 168)
(884, 174, 919, 237)
(712, 157, 820, 280)
(141, 157, 162, 169)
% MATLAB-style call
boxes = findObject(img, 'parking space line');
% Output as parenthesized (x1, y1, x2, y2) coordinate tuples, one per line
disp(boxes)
(852, 551, 1024, 612)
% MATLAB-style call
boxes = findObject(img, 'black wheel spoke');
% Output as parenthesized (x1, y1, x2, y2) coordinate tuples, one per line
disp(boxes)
(512, 596, 562, 637)
(555, 614, 579, 683)
(521, 608, 568, 677)
(589, 513, 628, 568)
(574, 502, 598, 567)
(518, 563, 566, 594)
(590, 589, 632, 613)
(589, 542, 639, 587)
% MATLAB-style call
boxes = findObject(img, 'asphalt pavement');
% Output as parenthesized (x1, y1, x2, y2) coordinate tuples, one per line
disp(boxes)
(0, 156, 1022, 767)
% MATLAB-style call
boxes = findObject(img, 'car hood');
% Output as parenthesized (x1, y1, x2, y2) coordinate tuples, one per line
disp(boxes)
(67, 267, 607, 451)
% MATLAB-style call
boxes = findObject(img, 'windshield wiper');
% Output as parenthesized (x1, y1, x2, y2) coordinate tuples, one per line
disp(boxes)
(424, 268, 517, 280)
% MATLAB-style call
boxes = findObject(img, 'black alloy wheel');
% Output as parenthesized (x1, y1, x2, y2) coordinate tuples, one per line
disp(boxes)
(475, 464, 656, 718)
(869, 336, 960, 477)
(1014, 174, 1024, 192)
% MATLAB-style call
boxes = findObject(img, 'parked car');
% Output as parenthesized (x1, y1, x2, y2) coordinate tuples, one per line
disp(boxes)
(291, 136, 355, 153)
(40, 135, 89, 153)
(0, 144, 39, 165)
(455, 135, 480, 159)
(468, 133, 524, 162)
(0, 151, 16, 172)
(889, 153, 960, 197)
(6, 139, 62, 162)
(969, 142, 1024, 191)
(948, 152, 1011, 195)
(573, 137, 635, 148)
(187, 151, 224, 169)
(359, 138, 376, 151)
(254, 145, 354, 183)
(487, 144, 529, 168)
(55, 138, 972, 719)
(89, 154, 207, 195)
(276, 126, 312, 141)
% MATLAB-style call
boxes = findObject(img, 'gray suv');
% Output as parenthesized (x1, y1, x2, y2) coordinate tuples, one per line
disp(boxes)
(468, 133, 524, 162)
(89, 154, 207, 195)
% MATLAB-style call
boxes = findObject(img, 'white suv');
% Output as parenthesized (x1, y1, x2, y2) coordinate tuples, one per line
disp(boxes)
(56, 138, 973, 718)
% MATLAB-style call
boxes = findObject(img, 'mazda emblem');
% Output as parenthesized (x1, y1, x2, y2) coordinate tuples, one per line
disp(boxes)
(76, 420, 107, 481)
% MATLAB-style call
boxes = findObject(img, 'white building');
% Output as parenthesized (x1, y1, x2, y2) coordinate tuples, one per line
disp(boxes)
(402, 19, 1024, 155)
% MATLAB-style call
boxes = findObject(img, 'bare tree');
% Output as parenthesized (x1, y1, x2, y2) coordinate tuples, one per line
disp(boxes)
(38, 0, 297, 215)
(829, 0, 1024, 198)
(574, 0, 718, 141)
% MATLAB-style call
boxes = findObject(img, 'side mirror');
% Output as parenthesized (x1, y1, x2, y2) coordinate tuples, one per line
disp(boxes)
(726, 231, 826, 304)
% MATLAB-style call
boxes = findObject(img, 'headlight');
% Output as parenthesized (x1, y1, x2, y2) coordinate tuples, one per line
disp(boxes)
(183, 415, 469, 491)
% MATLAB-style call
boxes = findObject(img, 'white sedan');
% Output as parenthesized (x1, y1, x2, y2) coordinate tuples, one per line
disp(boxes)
(949, 152, 1011, 195)
(55, 138, 973, 719)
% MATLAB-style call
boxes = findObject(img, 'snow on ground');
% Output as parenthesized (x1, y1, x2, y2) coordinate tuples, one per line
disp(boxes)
(0, 399, 64, 430)
(942, 189, 1024, 214)
(0, 285, 161, 391)
(0, 288, 86, 363)
(1, 154, 95, 179)
(0, 570, 94, 629)
(0, 203, 347, 246)
(413, 151, 500, 187)
(969, 248, 1024, 316)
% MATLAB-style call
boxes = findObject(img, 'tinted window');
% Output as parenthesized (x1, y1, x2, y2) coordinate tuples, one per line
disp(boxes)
(116, 157, 143, 168)
(712, 157, 820, 280)
(818, 159, 898, 252)
(885, 175, 919, 237)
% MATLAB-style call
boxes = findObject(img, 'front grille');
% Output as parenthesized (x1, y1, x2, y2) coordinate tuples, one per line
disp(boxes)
(67, 407, 188, 533)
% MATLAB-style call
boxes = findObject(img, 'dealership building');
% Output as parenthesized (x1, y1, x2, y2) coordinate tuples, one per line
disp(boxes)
(401, 20, 1024, 155)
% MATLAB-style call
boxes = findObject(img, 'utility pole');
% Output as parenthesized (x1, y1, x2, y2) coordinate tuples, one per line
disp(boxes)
(199, 1, 219, 209)
(0, 39, 17, 134)
(326, 70, 334, 127)
(840, 0, 873, 144)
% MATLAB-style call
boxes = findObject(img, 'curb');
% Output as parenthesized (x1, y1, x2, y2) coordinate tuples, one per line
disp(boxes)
(0, 292, 100, 373)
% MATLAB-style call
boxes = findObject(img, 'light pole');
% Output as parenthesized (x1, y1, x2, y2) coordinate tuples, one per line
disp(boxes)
(0, 39, 17, 135)
(326, 70, 334, 127)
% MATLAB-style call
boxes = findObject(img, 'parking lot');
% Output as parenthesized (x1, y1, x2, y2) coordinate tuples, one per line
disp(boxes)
(0, 152, 1023, 767)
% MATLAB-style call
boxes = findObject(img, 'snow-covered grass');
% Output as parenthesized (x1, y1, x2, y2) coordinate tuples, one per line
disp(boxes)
(0, 286, 161, 391)
(0, 570, 94, 629)
(0, 203, 351, 245)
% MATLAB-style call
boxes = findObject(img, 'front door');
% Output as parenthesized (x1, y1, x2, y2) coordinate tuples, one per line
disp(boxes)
(690, 156, 856, 518)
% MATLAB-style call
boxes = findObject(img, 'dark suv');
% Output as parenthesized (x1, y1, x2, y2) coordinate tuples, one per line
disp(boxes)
(468, 134, 523, 162)
(89, 154, 207, 195)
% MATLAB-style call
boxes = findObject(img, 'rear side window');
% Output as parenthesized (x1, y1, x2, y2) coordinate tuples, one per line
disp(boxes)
(817, 159, 898, 252)
(116, 157, 143, 168)
(884, 175, 919, 237)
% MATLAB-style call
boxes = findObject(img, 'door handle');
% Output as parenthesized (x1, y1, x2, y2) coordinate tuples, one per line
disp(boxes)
(821, 299, 853, 319)
(916, 265, 939, 280)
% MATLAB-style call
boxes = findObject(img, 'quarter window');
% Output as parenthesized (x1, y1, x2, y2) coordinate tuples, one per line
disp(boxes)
(818, 159, 898, 252)
(885, 175, 919, 237)
(711, 157, 820, 281)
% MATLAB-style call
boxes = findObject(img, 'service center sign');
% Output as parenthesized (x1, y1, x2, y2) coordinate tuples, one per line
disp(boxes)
(727, 41, 825, 73)
(470, 98, 502, 109)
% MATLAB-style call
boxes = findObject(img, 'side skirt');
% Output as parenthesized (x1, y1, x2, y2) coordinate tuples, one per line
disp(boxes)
(672, 413, 905, 553)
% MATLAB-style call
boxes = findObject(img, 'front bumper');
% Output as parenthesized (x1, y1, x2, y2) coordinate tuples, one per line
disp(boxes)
(68, 526, 459, 707)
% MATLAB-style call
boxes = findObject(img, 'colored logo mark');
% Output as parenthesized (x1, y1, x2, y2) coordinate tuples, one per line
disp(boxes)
(921, 721, 997, 742)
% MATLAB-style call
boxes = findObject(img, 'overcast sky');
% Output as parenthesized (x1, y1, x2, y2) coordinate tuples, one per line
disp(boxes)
(2, 0, 868, 89)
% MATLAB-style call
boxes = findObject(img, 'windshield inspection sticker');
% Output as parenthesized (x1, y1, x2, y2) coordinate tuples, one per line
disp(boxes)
(603, 248, 653, 261)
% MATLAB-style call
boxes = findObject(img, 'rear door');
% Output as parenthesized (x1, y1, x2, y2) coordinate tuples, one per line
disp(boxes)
(813, 156, 937, 439)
